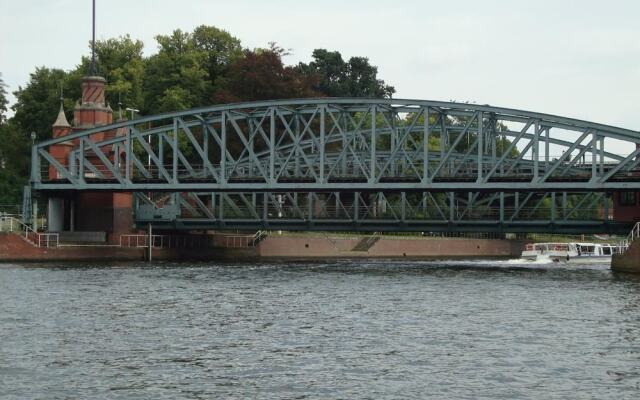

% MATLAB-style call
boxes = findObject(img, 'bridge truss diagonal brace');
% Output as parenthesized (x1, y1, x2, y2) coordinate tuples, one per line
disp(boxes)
(83, 138, 126, 185)
(176, 118, 220, 182)
(131, 127, 173, 182)
(38, 148, 79, 185)
(431, 111, 479, 178)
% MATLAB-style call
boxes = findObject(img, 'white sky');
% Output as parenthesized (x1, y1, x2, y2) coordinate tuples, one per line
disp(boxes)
(1, 0, 639, 137)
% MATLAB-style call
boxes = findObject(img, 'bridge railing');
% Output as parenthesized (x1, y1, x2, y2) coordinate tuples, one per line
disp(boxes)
(0, 214, 59, 248)
(43, 156, 613, 184)
(166, 204, 606, 222)
(119, 232, 265, 249)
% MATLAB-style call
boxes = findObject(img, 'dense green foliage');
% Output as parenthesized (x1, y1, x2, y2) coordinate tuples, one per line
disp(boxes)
(0, 73, 8, 123)
(297, 49, 395, 98)
(0, 74, 29, 203)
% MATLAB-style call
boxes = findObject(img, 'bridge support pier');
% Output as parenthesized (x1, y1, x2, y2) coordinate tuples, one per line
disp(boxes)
(47, 198, 65, 232)
(612, 241, 640, 273)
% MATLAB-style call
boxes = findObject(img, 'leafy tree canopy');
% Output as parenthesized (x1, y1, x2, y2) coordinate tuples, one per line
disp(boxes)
(214, 44, 319, 103)
(11, 67, 75, 141)
(297, 49, 395, 98)
(0, 73, 8, 123)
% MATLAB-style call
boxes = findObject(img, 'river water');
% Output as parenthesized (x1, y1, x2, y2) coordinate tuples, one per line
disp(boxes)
(1, 259, 640, 399)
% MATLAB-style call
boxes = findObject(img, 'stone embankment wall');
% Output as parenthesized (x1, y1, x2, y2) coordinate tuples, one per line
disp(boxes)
(0, 233, 145, 261)
(611, 241, 640, 273)
(0, 233, 259, 262)
(1, 232, 524, 263)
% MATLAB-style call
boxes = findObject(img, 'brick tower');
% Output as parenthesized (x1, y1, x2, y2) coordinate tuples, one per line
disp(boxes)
(74, 76, 133, 242)
(47, 76, 134, 243)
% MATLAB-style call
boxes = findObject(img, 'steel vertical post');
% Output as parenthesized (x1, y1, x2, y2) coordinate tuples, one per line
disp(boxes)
(545, 128, 550, 169)
(354, 192, 360, 223)
(31, 145, 40, 183)
(80, 138, 86, 183)
(320, 106, 325, 183)
(477, 112, 483, 181)
(591, 132, 597, 181)
(370, 106, 377, 183)
(172, 118, 178, 183)
(147, 223, 152, 262)
(158, 134, 164, 178)
(599, 136, 605, 175)
(262, 193, 268, 223)
(203, 122, 209, 178)
(533, 120, 540, 180)
(220, 112, 227, 184)
(270, 108, 276, 184)
(423, 107, 430, 183)
(449, 192, 454, 222)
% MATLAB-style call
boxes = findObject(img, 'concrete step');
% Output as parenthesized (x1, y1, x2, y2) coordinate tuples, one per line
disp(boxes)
(57, 231, 107, 243)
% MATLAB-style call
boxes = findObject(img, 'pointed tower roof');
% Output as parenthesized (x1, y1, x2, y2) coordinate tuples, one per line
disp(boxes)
(53, 103, 71, 128)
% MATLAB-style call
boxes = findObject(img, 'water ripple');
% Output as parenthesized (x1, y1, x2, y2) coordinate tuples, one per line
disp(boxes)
(1, 260, 640, 399)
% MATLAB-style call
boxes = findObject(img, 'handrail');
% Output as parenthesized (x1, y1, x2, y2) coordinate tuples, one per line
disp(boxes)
(630, 221, 640, 243)
(617, 221, 640, 254)
(252, 230, 267, 247)
(119, 234, 211, 249)
(0, 214, 59, 248)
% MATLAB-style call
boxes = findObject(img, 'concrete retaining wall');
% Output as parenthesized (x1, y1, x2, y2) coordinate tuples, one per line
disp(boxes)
(257, 234, 525, 259)
(1, 233, 524, 263)
(0, 233, 144, 261)
(0, 233, 258, 262)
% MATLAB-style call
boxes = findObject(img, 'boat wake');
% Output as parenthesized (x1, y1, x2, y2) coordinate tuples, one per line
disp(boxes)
(499, 255, 555, 265)
(426, 254, 610, 270)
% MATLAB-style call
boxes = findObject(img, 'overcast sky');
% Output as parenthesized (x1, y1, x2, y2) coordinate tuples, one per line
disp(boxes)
(1, 0, 639, 134)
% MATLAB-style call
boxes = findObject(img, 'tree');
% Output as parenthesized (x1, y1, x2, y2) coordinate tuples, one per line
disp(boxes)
(297, 49, 395, 98)
(143, 29, 210, 113)
(11, 67, 76, 141)
(214, 44, 319, 103)
(0, 73, 8, 123)
(191, 25, 243, 93)
(0, 121, 29, 203)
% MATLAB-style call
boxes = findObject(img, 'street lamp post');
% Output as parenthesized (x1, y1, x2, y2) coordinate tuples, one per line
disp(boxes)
(125, 108, 149, 171)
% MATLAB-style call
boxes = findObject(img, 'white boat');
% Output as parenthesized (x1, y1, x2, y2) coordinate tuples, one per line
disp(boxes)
(521, 242, 622, 263)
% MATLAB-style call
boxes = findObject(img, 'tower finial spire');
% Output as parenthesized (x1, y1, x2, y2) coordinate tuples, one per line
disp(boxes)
(90, 0, 97, 75)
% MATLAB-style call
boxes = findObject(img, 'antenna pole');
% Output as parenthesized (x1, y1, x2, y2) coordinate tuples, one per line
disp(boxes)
(91, 0, 96, 75)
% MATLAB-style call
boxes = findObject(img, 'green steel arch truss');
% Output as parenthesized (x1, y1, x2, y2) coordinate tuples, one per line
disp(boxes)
(32, 99, 640, 233)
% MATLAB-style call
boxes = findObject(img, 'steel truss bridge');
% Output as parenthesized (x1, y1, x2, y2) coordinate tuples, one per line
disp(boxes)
(31, 99, 640, 233)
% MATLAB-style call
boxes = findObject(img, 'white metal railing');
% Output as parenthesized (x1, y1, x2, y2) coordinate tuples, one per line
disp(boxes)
(0, 214, 59, 248)
(618, 221, 640, 254)
(119, 234, 209, 249)
(119, 232, 267, 249)
(252, 230, 267, 246)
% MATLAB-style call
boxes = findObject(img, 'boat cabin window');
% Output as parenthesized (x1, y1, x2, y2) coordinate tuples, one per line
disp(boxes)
(578, 245, 595, 255)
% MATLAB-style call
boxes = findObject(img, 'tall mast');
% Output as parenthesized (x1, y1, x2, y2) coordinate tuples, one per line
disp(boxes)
(90, 0, 96, 75)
